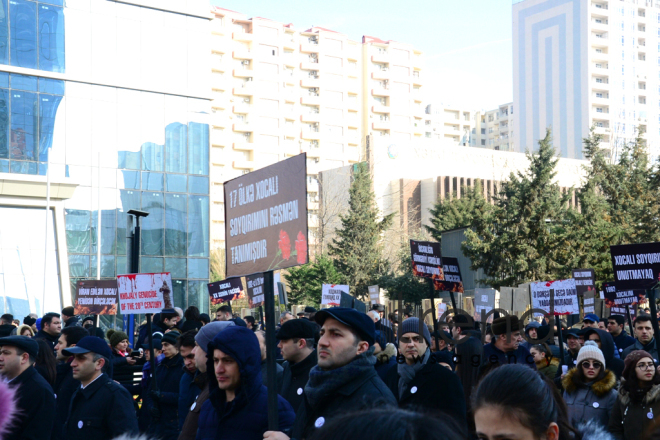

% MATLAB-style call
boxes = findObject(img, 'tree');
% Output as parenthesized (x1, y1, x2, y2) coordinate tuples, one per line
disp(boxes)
(284, 254, 342, 307)
(379, 244, 428, 305)
(210, 248, 225, 283)
(328, 162, 395, 300)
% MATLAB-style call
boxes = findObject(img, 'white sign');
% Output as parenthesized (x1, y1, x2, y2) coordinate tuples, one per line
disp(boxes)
(117, 273, 173, 314)
(322, 284, 348, 306)
(437, 302, 447, 318)
(530, 279, 579, 315)
(368, 285, 380, 305)
(474, 288, 497, 323)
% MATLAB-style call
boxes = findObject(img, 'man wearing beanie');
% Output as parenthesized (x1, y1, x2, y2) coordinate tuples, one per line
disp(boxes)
(147, 330, 183, 440)
(178, 321, 235, 440)
(384, 317, 467, 435)
(483, 315, 536, 371)
(61, 306, 81, 328)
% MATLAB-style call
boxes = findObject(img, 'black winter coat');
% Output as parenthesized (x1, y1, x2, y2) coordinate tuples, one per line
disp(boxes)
(65, 373, 137, 440)
(384, 358, 468, 435)
(5, 366, 55, 440)
(53, 361, 80, 440)
(34, 329, 59, 352)
(279, 350, 317, 412)
(147, 353, 185, 440)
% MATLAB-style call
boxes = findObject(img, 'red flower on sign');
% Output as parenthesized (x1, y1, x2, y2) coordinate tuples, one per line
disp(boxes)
(295, 231, 307, 264)
(279, 230, 291, 260)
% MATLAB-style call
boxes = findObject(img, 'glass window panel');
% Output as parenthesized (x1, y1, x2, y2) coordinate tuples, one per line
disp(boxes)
(164, 257, 185, 278)
(165, 122, 187, 173)
(10, 90, 38, 161)
(91, 255, 116, 278)
(118, 150, 140, 170)
(0, 73, 7, 88)
(188, 175, 208, 194)
(10, 160, 37, 174)
(187, 258, 208, 279)
(10, 0, 37, 69)
(116, 190, 140, 256)
(141, 142, 164, 172)
(0, 89, 8, 159)
(92, 208, 117, 255)
(166, 174, 186, 193)
(9, 74, 36, 92)
(119, 170, 139, 189)
(141, 172, 163, 191)
(172, 279, 186, 310)
(68, 254, 90, 278)
(187, 122, 209, 175)
(187, 195, 209, 257)
(0, 158, 7, 172)
(38, 93, 62, 161)
(38, 77, 64, 95)
(140, 192, 164, 256)
(0, 1, 7, 65)
(37, 161, 47, 175)
(164, 193, 186, 256)
(116, 256, 127, 275)
(38, 4, 64, 73)
(187, 280, 208, 312)
(141, 257, 163, 273)
(40, 0, 63, 6)
(65, 209, 90, 254)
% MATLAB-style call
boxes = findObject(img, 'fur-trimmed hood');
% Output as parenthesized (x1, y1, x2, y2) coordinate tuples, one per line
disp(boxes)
(376, 342, 397, 364)
(618, 378, 660, 406)
(576, 420, 615, 440)
(562, 368, 617, 397)
(535, 356, 560, 371)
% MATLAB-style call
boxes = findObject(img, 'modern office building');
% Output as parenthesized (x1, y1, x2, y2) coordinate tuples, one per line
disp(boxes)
(513, 0, 659, 159)
(0, 0, 212, 319)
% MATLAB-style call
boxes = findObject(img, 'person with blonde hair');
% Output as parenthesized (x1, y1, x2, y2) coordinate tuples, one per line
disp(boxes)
(16, 324, 34, 337)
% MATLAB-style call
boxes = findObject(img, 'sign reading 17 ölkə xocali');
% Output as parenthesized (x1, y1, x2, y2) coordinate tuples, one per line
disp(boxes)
(224, 154, 309, 278)
(610, 242, 660, 291)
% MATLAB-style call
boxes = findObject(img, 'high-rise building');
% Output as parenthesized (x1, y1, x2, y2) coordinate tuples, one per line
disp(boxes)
(472, 102, 515, 151)
(0, 0, 212, 319)
(513, 0, 658, 159)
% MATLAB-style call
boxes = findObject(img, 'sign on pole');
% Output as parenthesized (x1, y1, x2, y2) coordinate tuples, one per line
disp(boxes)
(75, 280, 119, 315)
(434, 257, 464, 293)
(247, 273, 266, 308)
(530, 279, 579, 315)
(583, 291, 596, 315)
(409, 239, 444, 280)
(224, 153, 309, 278)
(322, 284, 348, 306)
(208, 278, 245, 305)
(117, 273, 173, 314)
(474, 288, 496, 323)
(368, 285, 380, 305)
(610, 242, 660, 290)
(572, 269, 596, 296)
(602, 281, 645, 314)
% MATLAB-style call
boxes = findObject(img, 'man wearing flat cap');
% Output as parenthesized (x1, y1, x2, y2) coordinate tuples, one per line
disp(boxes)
(482, 315, 536, 371)
(277, 318, 318, 412)
(64, 336, 138, 440)
(264, 307, 396, 440)
(0, 336, 55, 440)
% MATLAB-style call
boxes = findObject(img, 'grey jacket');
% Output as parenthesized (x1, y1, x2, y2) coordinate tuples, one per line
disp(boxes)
(562, 368, 617, 429)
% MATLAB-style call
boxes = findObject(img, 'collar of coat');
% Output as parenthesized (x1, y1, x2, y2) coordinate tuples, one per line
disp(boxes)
(618, 378, 660, 406)
(562, 368, 616, 397)
(535, 356, 560, 371)
(376, 343, 397, 364)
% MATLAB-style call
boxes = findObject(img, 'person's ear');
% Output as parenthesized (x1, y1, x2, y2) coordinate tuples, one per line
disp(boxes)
(545, 422, 559, 440)
(356, 340, 369, 355)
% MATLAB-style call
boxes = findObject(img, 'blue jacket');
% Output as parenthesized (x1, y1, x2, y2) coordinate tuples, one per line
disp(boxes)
(196, 326, 295, 440)
(179, 369, 201, 430)
(147, 353, 184, 440)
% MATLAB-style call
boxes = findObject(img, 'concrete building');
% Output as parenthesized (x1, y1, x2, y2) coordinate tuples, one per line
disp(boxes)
(424, 104, 475, 146)
(0, 0, 212, 319)
(513, 0, 659, 160)
(472, 102, 515, 151)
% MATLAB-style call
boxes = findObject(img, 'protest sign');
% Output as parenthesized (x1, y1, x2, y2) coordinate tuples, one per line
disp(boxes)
(322, 284, 348, 306)
(434, 257, 464, 293)
(610, 242, 660, 290)
(572, 269, 596, 296)
(530, 279, 579, 315)
(74, 280, 119, 315)
(409, 240, 444, 281)
(437, 302, 447, 318)
(208, 278, 245, 305)
(246, 273, 265, 308)
(602, 281, 645, 310)
(583, 291, 595, 315)
(368, 285, 380, 305)
(224, 154, 308, 278)
(474, 288, 496, 322)
(117, 273, 173, 314)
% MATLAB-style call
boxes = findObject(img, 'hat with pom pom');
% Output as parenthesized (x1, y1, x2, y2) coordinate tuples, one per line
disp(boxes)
(576, 340, 605, 367)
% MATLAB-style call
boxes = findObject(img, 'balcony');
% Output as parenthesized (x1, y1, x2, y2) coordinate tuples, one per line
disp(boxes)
(413, 123, 423, 135)
(591, 4, 609, 15)
(283, 35, 297, 51)
(301, 143, 321, 158)
(300, 42, 320, 53)
(348, 135, 360, 145)
(233, 31, 254, 42)
(372, 120, 390, 131)
(413, 54, 423, 69)
(347, 118, 360, 128)
(233, 49, 253, 60)
(232, 122, 252, 132)
(371, 52, 389, 64)
(301, 94, 320, 106)
(301, 112, 320, 123)
(592, 107, 610, 118)
(233, 142, 254, 152)
(591, 50, 609, 61)
(307, 178, 319, 192)
(372, 105, 390, 114)
(211, 93, 228, 110)
(284, 125, 298, 138)
(232, 103, 252, 114)
(211, 56, 229, 72)
(591, 20, 608, 31)
(592, 64, 608, 74)
(211, 20, 226, 36)
(300, 60, 320, 71)
(300, 78, 320, 88)
(233, 68, 253, 78)
(593, 125, 610, 136)
(301, 129, 321, 141)
(233, 82, 255, 96)
(233, 160, 254, 170)
(283, 54, 296, 67)
(371, 70, 390, 80)
(412, 73, 422, 87)
(592, 80, 610, 90)
(412, 106, 425, 118)
(371, 87, 390, 97)
(592, 94, 610, 105)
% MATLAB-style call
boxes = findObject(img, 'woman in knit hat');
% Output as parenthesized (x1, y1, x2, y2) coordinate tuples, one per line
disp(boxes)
(609, 350, 660, 440)
(107, 328, 140, 375)
(562, 341, 617, 429)
(531, 343, 560, 382)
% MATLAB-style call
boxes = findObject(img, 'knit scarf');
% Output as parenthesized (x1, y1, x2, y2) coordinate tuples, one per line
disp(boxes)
(398, 348, 430, 399)
(304, 347, 376, 409)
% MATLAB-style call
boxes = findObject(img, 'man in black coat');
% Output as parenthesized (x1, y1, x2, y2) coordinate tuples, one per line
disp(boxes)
(277, 318, 318, 411)
(0, 336, 55, 440)
(264, 307, 397, 440)
(63, 336, 138, 440)
(384, 317, 468, 435)
(61, 306, 82, 328)
(34, 312, 61, 351)
(0, 314, 15, 337)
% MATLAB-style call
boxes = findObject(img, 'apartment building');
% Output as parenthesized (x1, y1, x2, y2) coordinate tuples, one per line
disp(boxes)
(209, 7, 424, 251)
(423, 104, 475, 146)
(513, 0, 660, 159)
(472, 102, 515, 151)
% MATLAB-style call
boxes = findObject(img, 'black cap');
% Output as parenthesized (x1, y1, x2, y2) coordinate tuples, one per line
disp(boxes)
(563, 328, 580, 339)
(0, 336, 38, 359)
(276, 319, 316, 340)
(315, 307, 375, 346)
(304, 306, 317, 314)
(372, 304, 385, 312)
(62, 336, 112, 359)
(230, 317, 247, 327)
(23, 316, 36, 326)
(61, 306, 75, 317)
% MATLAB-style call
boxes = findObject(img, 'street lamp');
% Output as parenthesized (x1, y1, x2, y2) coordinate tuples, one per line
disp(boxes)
(127, 209, 149, 274)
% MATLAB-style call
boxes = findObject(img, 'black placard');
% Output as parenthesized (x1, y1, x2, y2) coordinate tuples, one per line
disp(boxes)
(434, 257, 464, 293)
(572, 268, 595, 296)
(409, 239, 444, 281)
(208, 278, 245, 305)
(602, 281, 646, 308)
(610, 242, 660, 290)
(246, 273, 266, 308)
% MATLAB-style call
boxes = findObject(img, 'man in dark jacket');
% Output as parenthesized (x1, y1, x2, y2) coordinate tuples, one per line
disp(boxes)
(34, 312, 61, 351)
(583, 328, 625, 378)
(147, 330, 184, 440)
(277, 318, 318, 411)
(607, 315, 635, 354)
(482, 315, 536, 371)
(196, 326, 295, 440)
(0, 336, 55, 440)
(256, 330, 283, 390)
(621, 314, 659, 362)
(178, 330, 199, 430)
(0, 314, 15, 337)
(63, 336, 138, 440)
(384, 317, 467, 434)
(264, 307, 397, 440)
(61, 306, 81, 328)
(553, 328, 582, 389)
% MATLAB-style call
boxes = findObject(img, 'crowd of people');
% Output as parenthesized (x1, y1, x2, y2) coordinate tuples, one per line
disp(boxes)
(3, 303, 660, 439)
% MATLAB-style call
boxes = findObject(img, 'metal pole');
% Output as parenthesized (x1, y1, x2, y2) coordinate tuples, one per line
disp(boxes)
(429, 279, 439, 351)
(146, 313, 157, 390)
(449, 290, 458, 314)
(126, 216, 134, 274)
(551, 290, 565, 366)
(625, 304, 634, 337)
(646, 289, 660, 357)
(263, 270, 278, 430)
(96, 152, 101, 280)
(42, 148, 51, 314)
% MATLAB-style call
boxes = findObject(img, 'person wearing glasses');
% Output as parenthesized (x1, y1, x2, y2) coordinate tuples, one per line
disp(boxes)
(609, 350, 660, 440)
(561, 341, 617, 429)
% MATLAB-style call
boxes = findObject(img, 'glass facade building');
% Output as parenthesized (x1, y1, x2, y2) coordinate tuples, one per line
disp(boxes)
(0, 0, 212, 319)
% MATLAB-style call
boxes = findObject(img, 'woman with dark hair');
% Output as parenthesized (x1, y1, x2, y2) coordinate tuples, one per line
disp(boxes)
(34, 338, 57, 387)
(609, 350, 660, 440)
(181, 306, 203, 333)
(531, 342, 560, 381)
(474, 364, 611, 440)
(562, 341, 617, 428)
(308, 407, 465, 440)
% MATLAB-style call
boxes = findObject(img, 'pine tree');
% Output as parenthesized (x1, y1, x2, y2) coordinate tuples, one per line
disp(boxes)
(328, 163, 394, 300)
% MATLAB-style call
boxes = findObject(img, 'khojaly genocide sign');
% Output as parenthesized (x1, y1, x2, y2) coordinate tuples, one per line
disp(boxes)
(117, 273, 173, 314)
(409, 239, 444, 281)
(75, 280, 119, 315)
(247, 273, 266, 308)
(434, 257, 464, 293)
(610, 242, 660, 290)
(208, 278, 245, 305)
(224, 153, 309, 278)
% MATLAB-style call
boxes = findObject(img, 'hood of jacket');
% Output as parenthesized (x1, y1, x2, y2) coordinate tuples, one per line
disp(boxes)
(206, 326, 263, 405)
(525, 321, 541, 334)
(583, 328, 616, 364)
(618, 378, 660, 406)
(535, 356, 560, 371)
(376, 343, 397, 365)
(562, 368, 617, 397)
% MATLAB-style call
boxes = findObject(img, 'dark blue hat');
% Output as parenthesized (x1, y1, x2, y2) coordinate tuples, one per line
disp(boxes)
(276, 318, 316, 340)
(0, 336, 39, 359)
(230, 317, 247, 327)
(62, 336, 112, 359)
(374, 330, 387, 349)
(315, 307, 375, 346)
(563, 328, 580, 339)
(584, 313, 600, 323)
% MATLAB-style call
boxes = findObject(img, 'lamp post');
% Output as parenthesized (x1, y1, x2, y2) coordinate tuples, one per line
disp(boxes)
(126, 209, 149, 361)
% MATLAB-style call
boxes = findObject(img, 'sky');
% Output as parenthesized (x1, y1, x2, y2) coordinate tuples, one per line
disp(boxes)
(210, 0, 514, 111)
